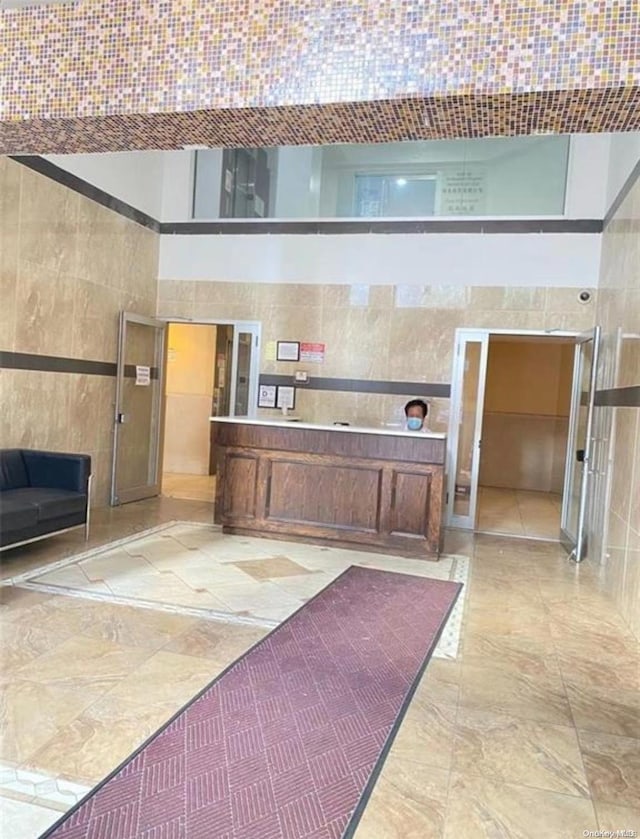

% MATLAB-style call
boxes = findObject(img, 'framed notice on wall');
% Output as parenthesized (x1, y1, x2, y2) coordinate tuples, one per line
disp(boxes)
(276, 386, 296, 411)
(258, 385, 277, 408)
(276, 341, 300, 362)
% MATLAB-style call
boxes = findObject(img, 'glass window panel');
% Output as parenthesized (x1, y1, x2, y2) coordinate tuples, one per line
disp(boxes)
(193, 136, 570, 220)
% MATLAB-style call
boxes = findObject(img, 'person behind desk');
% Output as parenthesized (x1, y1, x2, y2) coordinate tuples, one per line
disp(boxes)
(404, 398, 429, 432)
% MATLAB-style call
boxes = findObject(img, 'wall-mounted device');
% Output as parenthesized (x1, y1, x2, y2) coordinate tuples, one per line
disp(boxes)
(294, 371, 309, 383)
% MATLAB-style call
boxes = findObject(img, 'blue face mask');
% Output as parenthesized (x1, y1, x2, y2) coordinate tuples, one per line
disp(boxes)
(407, 417, 423, 431)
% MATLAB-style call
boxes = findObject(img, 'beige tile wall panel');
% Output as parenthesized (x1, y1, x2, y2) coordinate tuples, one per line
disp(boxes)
(1, 158, 160, 506)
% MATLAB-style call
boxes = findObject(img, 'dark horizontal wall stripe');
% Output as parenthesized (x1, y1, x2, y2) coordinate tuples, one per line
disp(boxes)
(604, 157, 640, 228)
(259, 374, 451, 398)
(0, 352, 159, 380)
(595, 386, 640, 408)
(1, 351, 116, 377)
(161, 218, 603, 235)
(9, 156, 160, 233)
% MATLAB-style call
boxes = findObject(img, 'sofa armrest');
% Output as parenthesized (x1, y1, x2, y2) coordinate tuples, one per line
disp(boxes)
(22, 450, 91, 494)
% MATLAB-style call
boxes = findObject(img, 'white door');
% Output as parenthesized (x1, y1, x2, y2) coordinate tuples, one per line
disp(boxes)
(446, 331, 489, 529)
(560, 327, 601, 561)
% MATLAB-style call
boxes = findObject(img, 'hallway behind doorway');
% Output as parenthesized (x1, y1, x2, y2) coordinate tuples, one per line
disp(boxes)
(477, 487, 562, 540)
(476, 335, 574, 541)
(161, 323, 222, 506)
(162, 473, 216, 502)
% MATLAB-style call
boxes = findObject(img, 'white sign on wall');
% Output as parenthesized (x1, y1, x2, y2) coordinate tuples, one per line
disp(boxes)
(135, 365, 151, 386)
(439, 168, 486, 215)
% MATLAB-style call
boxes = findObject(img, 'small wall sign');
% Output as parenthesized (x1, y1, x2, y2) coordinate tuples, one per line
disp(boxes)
(300, 342, 325, 363)
(276, 341, 300, 362)
(258, 384, 277, 408)
(135, 365, 151, 386)
(439, 167, 486, 215)
(276, 385, 296, 410)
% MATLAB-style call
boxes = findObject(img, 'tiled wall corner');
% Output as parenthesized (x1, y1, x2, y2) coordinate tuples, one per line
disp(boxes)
(1, 158, 160, 506)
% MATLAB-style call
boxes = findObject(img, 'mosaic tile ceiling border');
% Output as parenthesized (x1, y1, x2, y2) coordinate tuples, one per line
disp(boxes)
(1, 89, 639, 155)
(2, 0, 640, 152)
(4, 0, 640, 119)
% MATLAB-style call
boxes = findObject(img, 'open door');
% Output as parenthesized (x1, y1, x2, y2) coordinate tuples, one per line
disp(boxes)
(111, 313, 166, 505)
(229, 322, 260, 416)
(447, 331, 489, 529)
(560, 327, 601, 561)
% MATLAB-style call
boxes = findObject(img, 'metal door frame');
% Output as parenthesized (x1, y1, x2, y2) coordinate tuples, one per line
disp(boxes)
(228, 322, 261, 417)
(446, 327, 579, 530)
(111, 312, 167, 506)
(560, 326, 601, 562)
(446, 330, 490, 529)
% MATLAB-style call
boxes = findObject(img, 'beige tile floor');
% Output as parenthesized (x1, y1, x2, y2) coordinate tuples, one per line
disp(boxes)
(478, 486, 562, 540)
(161, 472, 216, 502)
(0, 499, 638, 839)
(16, 522, 467, 655)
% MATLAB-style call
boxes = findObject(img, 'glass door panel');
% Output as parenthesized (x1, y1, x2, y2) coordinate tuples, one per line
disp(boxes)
(111, 313, 166, 505)
(229, 323, 260, 417)
(561, 327, 600, 561)
(447, 331, 489, 529)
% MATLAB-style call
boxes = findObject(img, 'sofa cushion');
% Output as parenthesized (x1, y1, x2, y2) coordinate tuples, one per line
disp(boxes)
(0, 492, 39, 531)
(0, 450, 29, 492)
(3, 487, 87, 523)
(22, 451, 91, 493)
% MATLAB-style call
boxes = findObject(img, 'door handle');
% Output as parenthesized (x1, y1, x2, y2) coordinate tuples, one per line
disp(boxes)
(576, 449, 585, 462)
(117, 413, 128, 424)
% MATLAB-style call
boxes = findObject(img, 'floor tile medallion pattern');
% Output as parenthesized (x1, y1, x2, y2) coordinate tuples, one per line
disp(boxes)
(12, 522, 469, 660)
(36, 566, 461, 839)
(2, 1, 640, 152)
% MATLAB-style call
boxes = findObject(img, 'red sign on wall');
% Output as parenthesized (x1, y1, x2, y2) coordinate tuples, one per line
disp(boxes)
(300, 342, 326, 363)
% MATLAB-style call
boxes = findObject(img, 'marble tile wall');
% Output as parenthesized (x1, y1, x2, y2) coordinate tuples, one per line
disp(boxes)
(0, 157, 159, 505)
(592, 175, 640, 640)
(157, 280, 597, 432)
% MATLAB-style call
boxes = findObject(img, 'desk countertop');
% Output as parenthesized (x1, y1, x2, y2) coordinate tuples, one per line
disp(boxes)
(210, 416, 445, 440)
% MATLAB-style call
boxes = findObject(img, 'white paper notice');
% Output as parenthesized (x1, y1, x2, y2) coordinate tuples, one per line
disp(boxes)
(135, 365, 151, 386)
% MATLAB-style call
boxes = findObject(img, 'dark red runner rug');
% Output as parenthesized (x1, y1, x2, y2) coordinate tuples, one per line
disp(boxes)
(40, 566, 461, 839)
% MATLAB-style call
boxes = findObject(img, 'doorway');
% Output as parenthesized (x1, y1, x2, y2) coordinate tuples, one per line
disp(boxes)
(160, 320, 260, 502)
(447, 328, 600, 557)
(476, 335, 574, 539)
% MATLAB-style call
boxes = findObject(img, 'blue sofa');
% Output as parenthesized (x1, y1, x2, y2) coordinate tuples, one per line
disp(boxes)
(0, 449, 92, 551)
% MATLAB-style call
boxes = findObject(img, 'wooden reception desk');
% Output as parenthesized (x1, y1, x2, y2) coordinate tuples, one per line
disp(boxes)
(211, 418, 446, 558)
